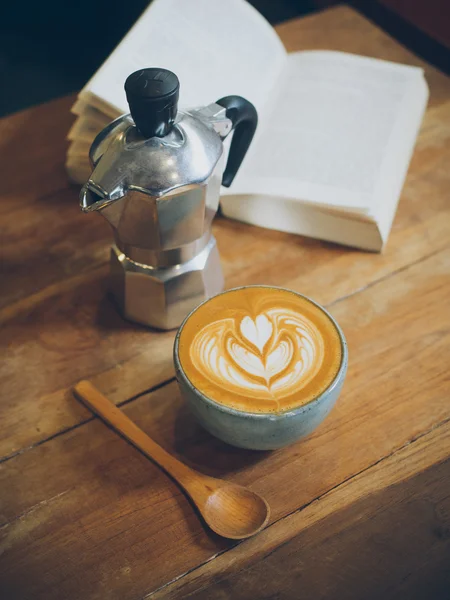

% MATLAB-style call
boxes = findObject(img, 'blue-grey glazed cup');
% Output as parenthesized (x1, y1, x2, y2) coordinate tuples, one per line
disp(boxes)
(174, 287, 348, 451)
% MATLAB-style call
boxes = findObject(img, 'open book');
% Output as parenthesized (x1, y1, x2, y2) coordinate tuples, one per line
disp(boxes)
(67, 0, 428, 251)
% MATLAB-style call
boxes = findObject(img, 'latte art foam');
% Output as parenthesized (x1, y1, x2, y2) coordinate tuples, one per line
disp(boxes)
(178, 287, 342, 413)
(191, 309, 323, 401)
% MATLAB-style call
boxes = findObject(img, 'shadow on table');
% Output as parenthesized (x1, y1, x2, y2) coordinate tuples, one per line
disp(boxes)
(95, 291, 147, 334)
(172, 402, 272, 477)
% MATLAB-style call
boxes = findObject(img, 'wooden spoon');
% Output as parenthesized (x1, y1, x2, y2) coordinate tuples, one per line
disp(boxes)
(74, 380, 270, 539)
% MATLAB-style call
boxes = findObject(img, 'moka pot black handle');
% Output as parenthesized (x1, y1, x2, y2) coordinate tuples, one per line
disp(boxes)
(216, 96, 258, 187)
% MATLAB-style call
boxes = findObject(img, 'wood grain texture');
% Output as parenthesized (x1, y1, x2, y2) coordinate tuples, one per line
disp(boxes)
(1, 6, 450, 600)
(154, 419, 450, 600)
(1, 7, 450, 461)
(0, 96, 103, 309)
(1, 248, 449, 599)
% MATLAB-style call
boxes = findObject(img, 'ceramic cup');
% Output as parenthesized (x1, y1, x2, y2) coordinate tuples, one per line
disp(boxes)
(173, 287, 348, 450)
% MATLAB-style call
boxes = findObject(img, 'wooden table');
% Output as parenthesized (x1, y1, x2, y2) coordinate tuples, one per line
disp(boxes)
(1, 6, 449, 599)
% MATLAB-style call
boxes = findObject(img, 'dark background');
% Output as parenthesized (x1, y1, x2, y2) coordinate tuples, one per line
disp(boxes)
(0, 0, 449, 118)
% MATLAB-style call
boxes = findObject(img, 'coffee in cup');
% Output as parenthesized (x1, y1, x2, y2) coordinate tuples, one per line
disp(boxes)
(174, 286, 347, 450)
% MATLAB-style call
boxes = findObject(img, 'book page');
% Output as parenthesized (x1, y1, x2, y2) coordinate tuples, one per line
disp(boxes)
(83, 0, 286, 118)
(228, 51, 424, 211)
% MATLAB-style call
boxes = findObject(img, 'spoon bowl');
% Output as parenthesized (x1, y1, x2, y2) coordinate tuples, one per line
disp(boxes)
(202, 483, 270, 539)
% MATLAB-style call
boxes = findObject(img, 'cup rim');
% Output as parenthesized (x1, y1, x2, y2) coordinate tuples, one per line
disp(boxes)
(174, 285, 348, 420)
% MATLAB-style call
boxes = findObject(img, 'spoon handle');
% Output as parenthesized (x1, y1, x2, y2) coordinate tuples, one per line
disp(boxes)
(74, 380, 198, 487)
